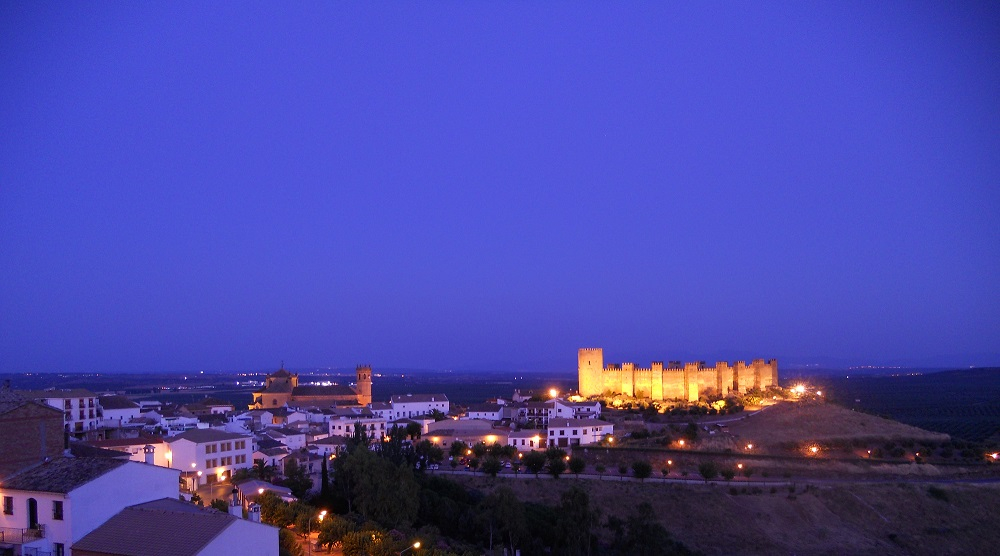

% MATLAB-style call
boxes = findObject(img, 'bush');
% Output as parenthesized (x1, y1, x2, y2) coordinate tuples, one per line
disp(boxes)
(927, 486, 949, 502)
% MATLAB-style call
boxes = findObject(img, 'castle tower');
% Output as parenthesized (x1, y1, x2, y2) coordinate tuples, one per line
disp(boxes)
(356, 365, 372, 406)
(578, 348, 604, 398)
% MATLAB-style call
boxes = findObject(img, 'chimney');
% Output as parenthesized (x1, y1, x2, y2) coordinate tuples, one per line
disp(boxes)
(228, 487, 242, 518)
(143, 445, 155, 465)
(248, 503, 261, 523)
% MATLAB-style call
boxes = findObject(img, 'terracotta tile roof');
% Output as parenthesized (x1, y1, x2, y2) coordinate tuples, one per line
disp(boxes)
(2, 457, 128, 493)
(71, 497, 243, 556)
(98, 395, 140, 410)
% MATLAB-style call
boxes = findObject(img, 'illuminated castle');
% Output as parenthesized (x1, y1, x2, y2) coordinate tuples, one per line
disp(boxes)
(578, 348, 777, 402)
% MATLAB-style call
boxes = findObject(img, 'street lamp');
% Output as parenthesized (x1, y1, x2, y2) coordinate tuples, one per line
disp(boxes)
(400, 541, 421, 555)
(307, 510, 327, 556)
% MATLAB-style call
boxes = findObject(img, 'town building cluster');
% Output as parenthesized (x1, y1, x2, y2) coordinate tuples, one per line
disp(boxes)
(0, 358, 620, 555)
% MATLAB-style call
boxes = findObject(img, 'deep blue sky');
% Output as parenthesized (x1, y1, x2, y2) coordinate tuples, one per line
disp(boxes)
(2, 2, 998, 373)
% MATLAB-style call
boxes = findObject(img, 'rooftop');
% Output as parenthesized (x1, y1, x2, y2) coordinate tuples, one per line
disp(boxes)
(98, 395, 140, 410)
(292, 384, 357, 397)
(547, 418, 612, 428)
(391, 393, 449, 404)
(16, 388, 97, 399)
(2, 457, 128, 493)
(166, 429, 251, 444)
(71, 497, 244, 556)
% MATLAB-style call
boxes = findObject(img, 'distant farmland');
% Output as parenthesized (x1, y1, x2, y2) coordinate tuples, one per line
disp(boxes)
(810, 368, 1000, 442)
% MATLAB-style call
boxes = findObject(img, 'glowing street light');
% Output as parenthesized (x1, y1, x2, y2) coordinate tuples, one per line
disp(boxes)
(678, 440, 685, 447)
(809, 445, 819, 454)
(549, 388, 558, 398)
(400, 541, 421, 555)
(746, 443, 753, 451)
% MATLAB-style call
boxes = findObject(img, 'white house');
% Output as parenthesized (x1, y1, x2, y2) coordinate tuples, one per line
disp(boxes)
(465, 403, 503, 421)
(164, 429, 254, 485)
(328, 413, 387, 441)
(72, 497, 277, 556)
(368, 401, 393, 421)
(546, 418, 613, 448)
(261, 428, 306, 451)
(310, 435, 348, 458)
(16, 389, 101, 437)
(549, 399, 602, 421)
(0, 457, 179, 556)
(506, 429, 547, 451)
(97, 395, 141, 429)
(389, 394, 449, 420)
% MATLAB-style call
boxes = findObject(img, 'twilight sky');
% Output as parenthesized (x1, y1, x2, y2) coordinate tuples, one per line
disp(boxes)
(2, 2, 998, 373)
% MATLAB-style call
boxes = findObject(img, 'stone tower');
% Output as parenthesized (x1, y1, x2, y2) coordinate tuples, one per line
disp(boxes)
(356, 365, 372, 406)
(578, 348, 604, 398)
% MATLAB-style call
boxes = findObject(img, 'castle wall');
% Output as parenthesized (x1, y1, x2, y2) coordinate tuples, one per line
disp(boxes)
(578, 348, 777, 402)
(662, 369, 685, 400)
(634, 368, 653, 399)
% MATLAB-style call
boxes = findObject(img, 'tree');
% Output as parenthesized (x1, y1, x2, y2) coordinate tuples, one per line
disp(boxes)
(252, 458, 276, 482)
(209, 498, 229, 513)
(258, 491, 291, 527)
(720, 468, 735, 481)
(481, 456, 502, 477)
(553, 487, 599, 556)
(606, 502, 694, 556)
(450, 440, 469, 459)
(320, 456, 331, 500)
(294, 507, 317, 539)
(405, 422, 422, 440)
(698, 462, 718, 483)
(415, 440, 444, 467)
(468, 457, 481, 473)
(684, 422, 699, 442)
(523, 451, 547, 477)
(347, 449, 420, 529)
(278, 528, 304, 556)
(545, 447, 567, 463)
(618, 464, 628, 481)
(480, 486, 528, 555)
(472, 442, 488, 458)
(741, 465, 754, 479)
(595, 463, 606, 479)
(631, 461, 652, 482)
(317, 513, 355, 552)
(283, 459, 313, 499)
(568, 456, 586, 477)
(548, 457, 566, 479)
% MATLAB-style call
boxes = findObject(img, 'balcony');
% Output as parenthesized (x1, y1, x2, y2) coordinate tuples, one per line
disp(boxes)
(0, 526, 44, 544)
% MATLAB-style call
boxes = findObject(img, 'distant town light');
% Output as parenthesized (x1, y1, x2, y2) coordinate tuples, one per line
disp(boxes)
(809, 445, 819, 454)
(549, 388, 558, 398)
(737, 463, 743, 469)
(678, 440, 685, 447)
(667, 460, 673, 465)
(746, 443, 753, 450)
(794, 385, 806, 395)
(816, 391, 823, 396)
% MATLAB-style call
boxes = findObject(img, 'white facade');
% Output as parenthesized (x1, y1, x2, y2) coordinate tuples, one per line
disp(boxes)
(546, 418, 613, 448)
(328, 416, 387, 439)
(19, 390, 101, 435)
(0, 460, 179, 556)
(165, 430, 254, 483)
(389, 394, 450, 420)
(100, 406, 140, 429)
(506, 430, 547, 451)
(549, 399, 602, 421)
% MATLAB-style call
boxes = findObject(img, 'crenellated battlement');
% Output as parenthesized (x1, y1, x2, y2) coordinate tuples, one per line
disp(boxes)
(579, 348, 778, 402)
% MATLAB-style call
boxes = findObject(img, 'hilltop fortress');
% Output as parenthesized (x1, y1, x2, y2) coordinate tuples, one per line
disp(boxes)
(578, 348, 777, 402)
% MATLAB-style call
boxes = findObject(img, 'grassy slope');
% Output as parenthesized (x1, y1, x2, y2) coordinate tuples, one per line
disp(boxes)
(453, 475, 1000, 556)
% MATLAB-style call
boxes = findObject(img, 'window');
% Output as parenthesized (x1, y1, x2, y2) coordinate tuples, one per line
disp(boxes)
(3, 496, 12, 515)
(205, 444, 217, 454)
(54, 543, 65, 556)
(236, 440, 246, 450)
(53, 500, 63, 520)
